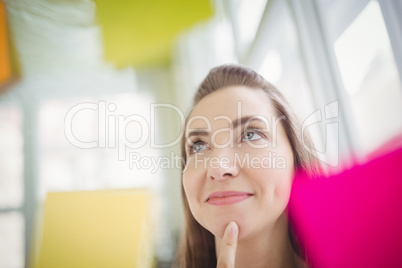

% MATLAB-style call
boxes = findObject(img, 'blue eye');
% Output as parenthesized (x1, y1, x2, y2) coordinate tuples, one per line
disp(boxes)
(242, 131, 262, 142)
(190, 141, 209, 154)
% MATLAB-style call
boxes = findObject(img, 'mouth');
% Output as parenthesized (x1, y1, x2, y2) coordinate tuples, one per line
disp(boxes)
(206, 191, 253, 206)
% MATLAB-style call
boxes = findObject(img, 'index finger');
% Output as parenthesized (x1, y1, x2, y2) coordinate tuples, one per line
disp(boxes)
(217, 221, 238, 268)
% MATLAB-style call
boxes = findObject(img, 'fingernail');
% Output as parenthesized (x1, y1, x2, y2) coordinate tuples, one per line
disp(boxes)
(228, 221, 238, 235)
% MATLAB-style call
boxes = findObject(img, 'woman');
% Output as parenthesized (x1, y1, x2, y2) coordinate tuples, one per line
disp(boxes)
(174, 64, 320, 268)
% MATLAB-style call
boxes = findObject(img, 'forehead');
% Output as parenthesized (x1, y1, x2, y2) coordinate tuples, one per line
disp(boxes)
(188, 86, 275, 128)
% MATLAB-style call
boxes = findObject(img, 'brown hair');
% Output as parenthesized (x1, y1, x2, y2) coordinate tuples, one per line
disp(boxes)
(174, 64, 320, 268)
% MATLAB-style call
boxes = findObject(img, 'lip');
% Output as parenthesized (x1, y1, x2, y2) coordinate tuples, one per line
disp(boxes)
(206, 191, 253, 206)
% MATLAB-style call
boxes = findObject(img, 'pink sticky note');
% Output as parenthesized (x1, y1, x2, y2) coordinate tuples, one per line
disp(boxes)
(288, 147, 402, 268)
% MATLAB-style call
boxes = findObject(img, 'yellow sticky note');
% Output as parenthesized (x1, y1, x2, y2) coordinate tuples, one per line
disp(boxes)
(94, 0, 214, 68)
(36, 189, 155, 268)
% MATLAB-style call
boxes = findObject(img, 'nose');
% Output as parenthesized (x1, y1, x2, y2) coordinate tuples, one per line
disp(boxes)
(206, 148, 239, 181)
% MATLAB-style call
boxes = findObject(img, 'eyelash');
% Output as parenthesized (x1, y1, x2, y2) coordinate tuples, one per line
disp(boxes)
(187, 127, 266, 155)
(187, 138, 207, 155)
(242, 128, 264, 141)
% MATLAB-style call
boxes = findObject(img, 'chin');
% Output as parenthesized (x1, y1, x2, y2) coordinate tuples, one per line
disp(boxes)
(202, 214, 252, 240)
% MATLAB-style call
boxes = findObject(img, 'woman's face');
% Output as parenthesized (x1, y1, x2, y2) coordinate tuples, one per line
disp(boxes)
(182, 86, 295, 240)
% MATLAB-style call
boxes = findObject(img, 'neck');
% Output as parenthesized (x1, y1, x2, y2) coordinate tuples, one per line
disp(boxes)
(215, 214, 305, 268)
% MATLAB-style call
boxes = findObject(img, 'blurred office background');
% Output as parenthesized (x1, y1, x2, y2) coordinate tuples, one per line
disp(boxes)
(0, 0, 401, 267)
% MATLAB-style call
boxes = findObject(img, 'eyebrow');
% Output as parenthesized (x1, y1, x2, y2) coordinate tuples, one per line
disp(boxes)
(186, 115, 266, 138)
(187, 129, 210, 138)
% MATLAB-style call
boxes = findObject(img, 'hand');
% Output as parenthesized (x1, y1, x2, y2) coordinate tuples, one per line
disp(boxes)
(216, 221, 238, 268)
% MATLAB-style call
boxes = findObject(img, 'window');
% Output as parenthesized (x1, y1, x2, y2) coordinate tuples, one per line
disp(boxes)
(257, 4, 315, 119)
(255, 1, 325, 160)
(318, 0, 402, 155)
(39, 92, 160, 200)
(0, 104, 24, 267)
(235, 0, 268, 56)
(0, 104, 23, 208)
(0, 212, 24, 268)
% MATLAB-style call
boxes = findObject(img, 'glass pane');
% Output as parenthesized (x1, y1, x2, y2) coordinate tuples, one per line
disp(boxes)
(39, 93, 161, 200)
(0, 212, 25, 268)
(0, 104, 23, 208)
(236, 0, 267, 50)
(333, 1, 402, 154)
(316, 0, 370, 43)
(258, 3, 315, 118)
(257, 2, 323, 152)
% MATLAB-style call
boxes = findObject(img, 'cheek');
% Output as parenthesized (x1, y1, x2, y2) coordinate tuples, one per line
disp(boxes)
(182, 172, 196, 203)
(274, 172, 293, 204)
(253, 168, 293, 218)
(250, 148, 294, 208)
(182, 169, 204, 219)
(183, 154, 210, 196)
